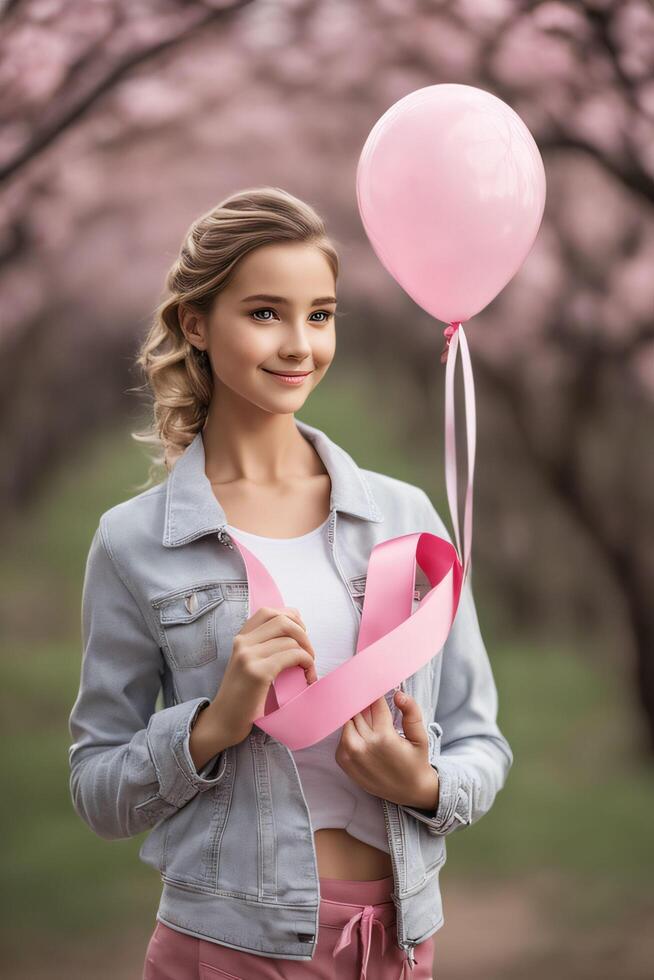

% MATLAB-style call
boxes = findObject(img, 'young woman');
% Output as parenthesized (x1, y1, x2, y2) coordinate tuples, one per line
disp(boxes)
(68, 187, 513, 980)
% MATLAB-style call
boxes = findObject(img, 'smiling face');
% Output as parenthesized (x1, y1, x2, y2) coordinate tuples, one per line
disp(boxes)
(181, 241, 337, 417)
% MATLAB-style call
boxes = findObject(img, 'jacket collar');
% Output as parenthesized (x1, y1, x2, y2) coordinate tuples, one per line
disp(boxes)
(163, 417, 383, 547)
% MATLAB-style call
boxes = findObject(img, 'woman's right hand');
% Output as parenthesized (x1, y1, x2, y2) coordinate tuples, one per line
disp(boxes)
(215, 606, 318, 747)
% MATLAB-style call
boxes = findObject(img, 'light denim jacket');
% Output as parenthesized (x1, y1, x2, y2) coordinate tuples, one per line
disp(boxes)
(68, 418, 513, 970)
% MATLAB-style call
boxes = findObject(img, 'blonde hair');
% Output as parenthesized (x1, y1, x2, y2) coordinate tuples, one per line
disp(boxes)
(129, 186, 339, 492)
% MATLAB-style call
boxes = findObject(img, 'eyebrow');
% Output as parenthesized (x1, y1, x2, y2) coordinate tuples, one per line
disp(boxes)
(240, 294, 337, 305)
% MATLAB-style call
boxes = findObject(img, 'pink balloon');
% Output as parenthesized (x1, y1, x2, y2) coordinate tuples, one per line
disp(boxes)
(356, 83, 546, 325)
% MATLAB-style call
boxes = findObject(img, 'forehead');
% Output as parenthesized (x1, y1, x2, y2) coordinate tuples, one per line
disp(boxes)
(226, 242, 335, 300)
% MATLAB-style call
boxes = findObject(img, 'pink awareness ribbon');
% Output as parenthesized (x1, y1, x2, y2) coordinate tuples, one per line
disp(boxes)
(231, 322, 475, 750)
(231, 528, 462, 749)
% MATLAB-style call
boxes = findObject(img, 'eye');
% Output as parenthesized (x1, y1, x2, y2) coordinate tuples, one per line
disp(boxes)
(250, 308, 277, 322)
(249, 308, 335, 324)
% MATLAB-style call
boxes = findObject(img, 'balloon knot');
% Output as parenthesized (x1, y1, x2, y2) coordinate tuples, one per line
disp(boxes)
(440, 322, 460, 364)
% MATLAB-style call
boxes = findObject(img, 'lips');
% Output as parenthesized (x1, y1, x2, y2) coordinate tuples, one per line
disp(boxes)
(263, 369, 313, 376)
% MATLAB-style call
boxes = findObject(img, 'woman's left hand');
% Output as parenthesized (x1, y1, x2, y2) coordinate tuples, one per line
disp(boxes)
(335, 692, 439, 810)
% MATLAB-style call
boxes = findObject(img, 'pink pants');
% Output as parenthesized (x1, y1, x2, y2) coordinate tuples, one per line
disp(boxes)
(143, 874, 435, 979)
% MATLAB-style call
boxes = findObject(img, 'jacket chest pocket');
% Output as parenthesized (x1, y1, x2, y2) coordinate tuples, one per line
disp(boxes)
(218, 579, 250, 633)
(151, 583, 226, 669)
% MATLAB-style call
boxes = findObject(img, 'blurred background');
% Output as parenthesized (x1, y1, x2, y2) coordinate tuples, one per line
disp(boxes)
(1, 1, 653, 977)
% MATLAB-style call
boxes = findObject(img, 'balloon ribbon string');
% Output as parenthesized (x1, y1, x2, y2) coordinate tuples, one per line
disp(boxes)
(443, 321, 476, 586)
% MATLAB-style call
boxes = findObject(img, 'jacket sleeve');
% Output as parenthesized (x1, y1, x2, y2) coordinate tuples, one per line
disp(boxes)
(398, 488, 514, 837)
(68, 519, 229, 841)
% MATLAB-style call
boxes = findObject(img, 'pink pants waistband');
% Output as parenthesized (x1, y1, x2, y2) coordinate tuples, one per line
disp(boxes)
(319, 873, 395, 905)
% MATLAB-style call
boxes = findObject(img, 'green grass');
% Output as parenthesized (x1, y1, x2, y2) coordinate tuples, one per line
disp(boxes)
(1, 363, 651, 954)
(456, 644, 654, 885)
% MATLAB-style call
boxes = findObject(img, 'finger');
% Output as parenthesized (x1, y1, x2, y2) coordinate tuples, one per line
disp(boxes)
(257, 636, 316, 668)
(351, 712, 371, 739)
(343, 717, 366, 751)
(274, 646, 317, 682)
(285, 607, 308, 630)
(395, 693, 429, 744)
(369, 695, 394, 732)
(242, 605, 305, 634)
(252, 615, 316, 658)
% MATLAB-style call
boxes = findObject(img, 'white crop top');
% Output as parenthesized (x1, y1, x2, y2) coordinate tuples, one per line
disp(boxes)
(225, 516, 390, 854)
